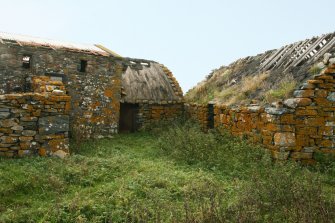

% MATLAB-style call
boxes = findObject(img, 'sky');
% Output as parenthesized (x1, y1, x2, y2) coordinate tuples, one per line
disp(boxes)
(1, 0, 335, 92)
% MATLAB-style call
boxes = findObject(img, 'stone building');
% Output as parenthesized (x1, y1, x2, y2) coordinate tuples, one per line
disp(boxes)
(120, 59, 183, 132)
(0, 32, 183, 157)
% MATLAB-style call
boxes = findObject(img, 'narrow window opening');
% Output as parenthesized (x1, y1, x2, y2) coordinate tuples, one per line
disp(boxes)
(22, 55, 31, 69)
(79, 60, 87, 72)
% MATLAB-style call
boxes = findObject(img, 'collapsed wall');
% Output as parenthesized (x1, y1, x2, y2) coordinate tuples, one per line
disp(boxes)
(0, 78, 71, 157)
(186, 63, 335, 163)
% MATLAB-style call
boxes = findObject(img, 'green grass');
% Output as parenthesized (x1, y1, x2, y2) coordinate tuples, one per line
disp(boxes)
(0, 123, 335, 222)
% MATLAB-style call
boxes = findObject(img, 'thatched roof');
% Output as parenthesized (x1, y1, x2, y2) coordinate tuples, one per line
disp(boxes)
(121, 62, 183, 104)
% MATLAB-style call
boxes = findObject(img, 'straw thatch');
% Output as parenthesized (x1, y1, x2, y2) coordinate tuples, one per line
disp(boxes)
(121, 62, 183, 103)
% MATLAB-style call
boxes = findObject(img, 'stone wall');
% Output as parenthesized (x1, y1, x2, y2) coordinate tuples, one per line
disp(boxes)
(138, 103, 184, 129)
(184, 103, 209, 130)
(0, 42, 123, 138)
(0, 92, 70, 157)
(186, 64, 335, 162)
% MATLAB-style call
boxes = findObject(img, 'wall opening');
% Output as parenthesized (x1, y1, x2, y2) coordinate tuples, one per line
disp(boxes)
(208, 103, 215, 129)
(119, 103, 139, 133)
(79, 60, 87, 72)
(22, 55, 31, 69)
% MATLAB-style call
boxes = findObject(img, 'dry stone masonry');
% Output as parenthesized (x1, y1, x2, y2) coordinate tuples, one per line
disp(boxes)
(187, 60, 335, 163)
(138, 103, 184, 128)
(0, 92, 70, 157)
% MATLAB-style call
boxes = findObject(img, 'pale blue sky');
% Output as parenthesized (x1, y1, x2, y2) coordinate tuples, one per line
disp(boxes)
(1, 0, 334, 92)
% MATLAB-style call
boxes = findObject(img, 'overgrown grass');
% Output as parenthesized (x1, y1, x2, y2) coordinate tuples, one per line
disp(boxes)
(264, 75, 297, 103)
(0, 122, 334, 222)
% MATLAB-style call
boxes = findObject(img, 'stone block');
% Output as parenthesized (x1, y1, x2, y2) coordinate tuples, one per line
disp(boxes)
(290, 152, 313, 160)
(44, 138, 69, 152)
(300, 83, 315, 90)
(315, 90, 328, 98)
(22, 130, 37, 136)
(314, 97, 330, 106)
(0, 119, 18, 128)
(0, 136, 18, 144)
(271, 150, 290, 160)
(265, 107, 289, 115)
(295, 109, 317, 116)
(284, 98, 312, 108)
(0, 128, 13, 134)
(274, 132, 296, 147)
(327, 92, 335, 102)
(0, 112, 10, 119)
(11, 125, 24, 131)
(293, 90, 314, 98)
(307, 79, 323, 84)
(38, 115, 69, 135)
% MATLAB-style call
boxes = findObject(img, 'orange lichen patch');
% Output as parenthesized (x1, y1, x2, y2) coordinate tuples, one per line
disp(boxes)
(19, 136, 33, 142)
(318, 126, 333, 136)
(40, 134, 65, 140)
(65, 102, 71, 113)
(315, 74, 334, 80)
(47, 139, 69, 152)
(90, 101, 101, 109)
(274, 133, 296, 147)
(304, 117, 325, 126)
(48, 81, 64, 86)
(1, 136, 18, 144)
(295, 109, 318, 116)
(90, 116, 105, 124)
(0, 128, 13, 134)
(280, 114, 294, 124)
(104, 89, 114, 98)
(102, 107, 115, 116)
(20, 142, 31, 150)
(315, 89, 328, 97)
(319, 139, 333, 148)
(49, 95, 71, 102)
(307, 79, 324, 84)
(296, 127, 317, 136)
(314, 98, 331, 106)
(38, 148, 47, 156)
(323, 68, 335, 74)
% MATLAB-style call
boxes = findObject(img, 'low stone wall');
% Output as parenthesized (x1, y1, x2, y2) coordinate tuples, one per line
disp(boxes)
(0, 93, 70, 157)
(138, 103, 184, 128)
(184, 103, 209, 129)
(186, 65, 335, 162)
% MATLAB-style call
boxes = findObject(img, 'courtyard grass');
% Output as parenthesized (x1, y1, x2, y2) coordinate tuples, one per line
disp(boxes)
(0, 123, 334, 222)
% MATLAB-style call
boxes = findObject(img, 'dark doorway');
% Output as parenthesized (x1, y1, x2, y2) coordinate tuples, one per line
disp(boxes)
(207, 103, 215, 129)
(119, 103, 139, 133)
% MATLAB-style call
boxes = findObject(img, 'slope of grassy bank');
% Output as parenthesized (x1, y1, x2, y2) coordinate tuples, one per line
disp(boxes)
(0, 123, 334, 222)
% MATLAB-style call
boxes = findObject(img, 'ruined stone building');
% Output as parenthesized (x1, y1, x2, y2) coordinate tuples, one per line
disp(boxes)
(0, 32, 183, 157)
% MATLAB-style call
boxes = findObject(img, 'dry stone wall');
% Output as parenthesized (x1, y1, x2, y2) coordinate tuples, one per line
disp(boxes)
(184, 104, 209, 130)
(0, 92, 70, 157)
(138, 103, 184, 129)
(186, 64, 335, 163)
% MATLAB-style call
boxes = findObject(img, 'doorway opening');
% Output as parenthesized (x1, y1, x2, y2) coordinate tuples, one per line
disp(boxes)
(207, 103, 215, 129)
(119, 103, 139, 133)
